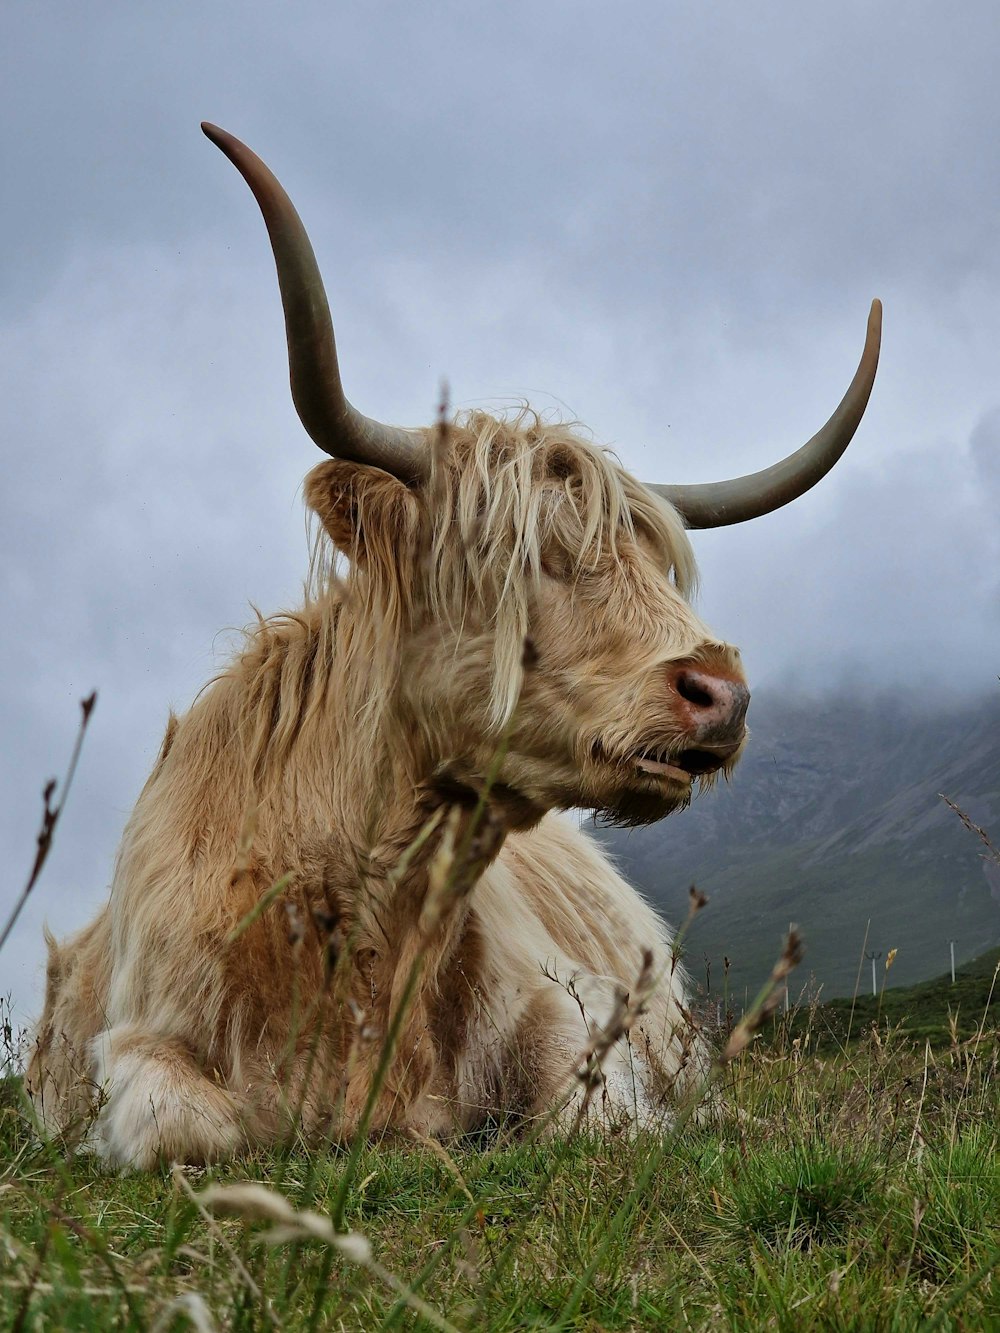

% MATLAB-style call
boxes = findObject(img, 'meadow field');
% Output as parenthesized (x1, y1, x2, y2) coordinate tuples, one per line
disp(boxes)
(3, 961, 1000, 1331)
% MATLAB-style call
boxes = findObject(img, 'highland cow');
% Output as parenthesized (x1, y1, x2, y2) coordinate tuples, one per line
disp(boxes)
(26, 125, 881, 1168)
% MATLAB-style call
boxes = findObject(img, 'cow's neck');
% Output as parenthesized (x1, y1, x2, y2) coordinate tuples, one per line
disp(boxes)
(249, 601, 551, 911)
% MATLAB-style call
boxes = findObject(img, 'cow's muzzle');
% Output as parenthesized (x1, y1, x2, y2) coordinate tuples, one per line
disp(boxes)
(665, 662, 750, 772)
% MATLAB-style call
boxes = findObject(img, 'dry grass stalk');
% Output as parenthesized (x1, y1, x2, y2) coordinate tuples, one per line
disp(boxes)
(172, 1168, 278, 1327)
(940, 793, 1000, 863)
(199, 1182, 370, 1258)
(718, 927, 805, 1067)
(0, 693, 96, 957)
(149, 1292, 218, 1333)
(569, 948, 658, 1122)
(405, 1129, 476, 1205)
(198, 1180, 460, 1333)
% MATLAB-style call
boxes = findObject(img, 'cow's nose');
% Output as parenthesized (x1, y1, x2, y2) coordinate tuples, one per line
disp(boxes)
(667, 665, 750, 751)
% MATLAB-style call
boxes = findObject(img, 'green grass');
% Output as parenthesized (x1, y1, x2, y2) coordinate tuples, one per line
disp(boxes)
(5, 1015, 1000, 1330)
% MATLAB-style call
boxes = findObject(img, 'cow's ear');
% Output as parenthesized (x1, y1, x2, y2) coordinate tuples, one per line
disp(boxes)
(304, 460, 418, 563)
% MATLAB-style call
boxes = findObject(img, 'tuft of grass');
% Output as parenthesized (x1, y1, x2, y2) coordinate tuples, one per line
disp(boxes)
(707, 1137, 884, 1250)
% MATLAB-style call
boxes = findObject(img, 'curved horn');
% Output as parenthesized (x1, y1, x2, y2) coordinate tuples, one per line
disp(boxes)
(201, 123, 427, 483)
(649, 300, 881, 528)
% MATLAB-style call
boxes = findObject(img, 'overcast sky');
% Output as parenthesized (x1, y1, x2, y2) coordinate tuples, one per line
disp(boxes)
(3, 1, 1000, 1024)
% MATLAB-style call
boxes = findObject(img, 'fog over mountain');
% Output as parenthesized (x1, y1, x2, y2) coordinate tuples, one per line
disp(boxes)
(3, 3, 1000, 1024)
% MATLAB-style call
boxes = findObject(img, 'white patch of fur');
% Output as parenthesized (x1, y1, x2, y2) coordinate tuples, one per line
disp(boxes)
(90, 1028, 242, 1170)
(445, 820, 697, 1134)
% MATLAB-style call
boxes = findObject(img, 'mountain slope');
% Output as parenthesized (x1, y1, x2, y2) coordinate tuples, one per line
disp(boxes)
(592, 691, 1000, 1002)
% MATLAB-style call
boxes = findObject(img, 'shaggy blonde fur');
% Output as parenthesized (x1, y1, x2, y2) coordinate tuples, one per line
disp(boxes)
(28, 411, 743, 1169)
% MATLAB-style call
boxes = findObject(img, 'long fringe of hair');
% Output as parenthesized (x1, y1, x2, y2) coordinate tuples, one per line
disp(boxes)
(342, 408, 692, 715)
(226, 408, 698, 780)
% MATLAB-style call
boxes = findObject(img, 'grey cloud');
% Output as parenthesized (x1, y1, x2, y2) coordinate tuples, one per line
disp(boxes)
(970, 409, 1000, 499)
(693, 412, 1000, 695)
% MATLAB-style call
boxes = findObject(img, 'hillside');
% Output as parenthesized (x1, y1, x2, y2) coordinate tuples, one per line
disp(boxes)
(794, 943, 1000, 1048)
(592, 690, 1000, 1003)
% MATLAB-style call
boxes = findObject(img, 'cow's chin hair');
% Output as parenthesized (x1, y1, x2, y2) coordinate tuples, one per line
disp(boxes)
(588, 784, 693, 830)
